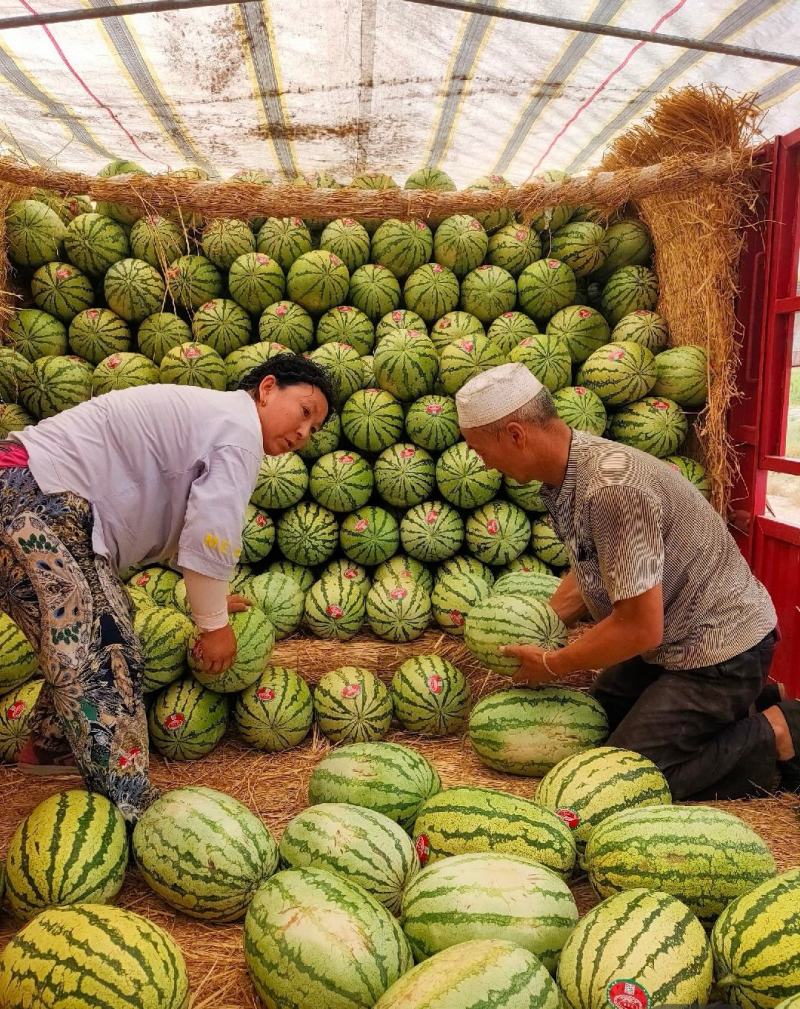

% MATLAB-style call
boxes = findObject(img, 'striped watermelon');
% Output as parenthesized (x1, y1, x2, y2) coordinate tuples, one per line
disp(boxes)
(256, 216, 313, 271)
(487, 223, 542, 277)
(313, 666, 392, 743)
(374, 442, 436, 507)
(320, 218, 371, 274)
(234, 665, 313, 751)
(135, 606, 193, 693)
(585, 805, 776, 925)
(374, 938, 561, 1009)
(609, 396, 688, 458)
(510, 333, 571, 392)
(129, 214, 187, 269)
(712, 868, 800, 1009)
(503, 475, 546, 511)
(190, 297, 251, 356)
(246, 571, 306, 639)
(504, 554, 552, 576)
(6, 199, 66, 267)
(529, 169, 573, 232)
(611, 309, 669, 352)
(546, 304, 610, 363)
(103, 258, 165, 323)
(435, 441, 501, 508)
(517, 259, 576, 320)
(459, 264, 517, 324)
(340, 505, 401, 566)
(251, 451, 308, 509)
(0, 679, 42, 761)
(200, 217, 255, 269)
(240, 503, 275, 564)
(412, 785, 576, 876)
(536, 746, 672, 856)
(287, 250, 350, 313)
(309, 450, 373, 511)
(374, 554, 434, 594)
(322, 559, 371, 598)
(341, 387, 405, 451)
(360, 353, 375, 387)
(469, 687, 607, 775)
(31, 262, 94, 323)
(548, 221, 606, 277)
(438, 334, 506, 395)
(404, 394, 461, 451)
(160, 342, 226, 390)
(279, 803, 419, 913)
(225, 341, 290, 390)
(244, 867, 412, 1009)
(366, 579, 432, 642)
(69, 307, 131, 364)
(20, 354, 93, 419)
(492, 570, 560, 601)
(95, 159, 149, 225)
(277, 501, 338, 565)
(0, 403, 33, 439)
(464, 596, 566, 676)
(431, 570, 490, 634)
(391, 655, 470, 734)
(465, 501, 530, 566)
(350, 170, 400, 232)
(316, 305, 375, 355)
(430, 311, 484, 354)
(0, 349, 34, 405)
(600, 265, 659, 326)
(593, 217, 654, 282)
(148, 676, 228, 760)
(437, 553, 494, 587)
(308, 341, 364, 406)
(577, 340, 657, 406)
(487, 310, 539, 356)
(376, 308, 429, 342)
(8, 308, 67, 361)
(372, 218, 433, 279)
(165, 254, 223, 312)
(0, 613, 38, 692)
(405, 166, 457, 191)
(552, 385, 607, 436)
(92, 351, 159, 394)
(64, 212, 129, 275)
(304, 576, 366, 640)
(557, 889, 713, 1009)
(258, 299, 315, 352)
(5, 790, 127, 919)
(227, 252, 286, 315)
(404, 263, 460, 323)
(189, 608, 274, 693)
(401, 852, 578, 972)
(652, 344, 708, 408)
(373, 329, 438, 400)
(664, 454, 711, 499)
(0, 904, 189, 1009)
(127, 566, 180, 606)
(433, 215, 488, 277)
(133, 785, 278, 921)
(467, 174, 514, 233)
(268, 559, 315, 592)
(349, 263, 403, 321)
(136, 311, 191, 365)
(401, 500, 465, 562)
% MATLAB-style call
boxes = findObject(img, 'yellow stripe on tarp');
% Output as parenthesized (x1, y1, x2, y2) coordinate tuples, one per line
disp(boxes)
(757, 65, 800, 108)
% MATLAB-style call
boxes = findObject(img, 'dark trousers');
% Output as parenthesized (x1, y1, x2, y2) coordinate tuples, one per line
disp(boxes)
(591, 632, 778, 800)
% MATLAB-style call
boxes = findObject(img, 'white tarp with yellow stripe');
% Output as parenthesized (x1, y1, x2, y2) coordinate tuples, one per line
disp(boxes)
(0, 0, 798, 182)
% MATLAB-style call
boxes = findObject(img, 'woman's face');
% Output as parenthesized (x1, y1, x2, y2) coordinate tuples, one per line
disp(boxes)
(256, 377, 329, 455)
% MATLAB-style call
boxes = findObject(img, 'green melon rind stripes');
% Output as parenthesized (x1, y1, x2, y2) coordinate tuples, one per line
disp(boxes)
(391, 656, 470, 734)
(342, 390, 405, 452)
(400, 502, 465, 563)
(373, 332, 438, 400)
(277, 503, 338, 565)
(304, 579, 365, 640)
(148, 677, 228, 759)
(465, 503, 531, 565)
(313, 668, 392, 742)
(366, 582, 433, 642)
(435, 443, 501, 508)
(340, 507, 400, 566)
(64, 214, 129, 275)
(234, 667, 312, 750)
(585, 806, 777, 924)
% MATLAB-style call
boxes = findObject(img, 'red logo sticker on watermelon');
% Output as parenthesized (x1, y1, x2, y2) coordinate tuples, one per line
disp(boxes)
(469, 219, 482, 231)
(460, 340, 474, 352)
(136, 573, 151, 587)
(414, 834, 431, 864)
(427, 674, 443, 694)
(341, 682, 361, 698)
(327, 604, 344, 619)
(515, 229, 527, 241)
(651, 399, 670, 411)
(55, 266, 72, 280)
(87, 309, 100, 320)
(343, 218, 356, 226)
(201, 301, 214, 312)
(432, 263, 443, 273)
(578, 309, 592, 319)
(556, 807, 581, 829)
(503, 311, 515, 318)
(416, 220, 427, 230)
(107, 355, 121, 368)
(634, 309, 650, 316)
(400, 447, 416, 458)
(607, 981, 650, 1009)
(255, 254, 270, 265)
(255, 514, 267, 527)
(449, 610, 465, 627)
(426, 403, 443, 415)
(392, 310, 404, 322)
(339, 453, 354, 464)
(184, 346, 202, 359)
(344, 568, 358, 580)
(575, 386, 587, 395)
(256, 687, 276, 702)
(608, 348, 626, 361)
(164, 712, 186, 731)
(6, 700, 25, 720)
(291, 216, 303, 226)
(479, 264, 491, 271)
(275, 304, 288, 316)
(337, 305, 353, 313)
(438, 318, 451, 329)
(519, 338, 534, 348)
(425, 509, 439, 525)
(407, 329, 421, 339)
(546, 259, 560, 269)
(489, 174, 503, 184)
(486, 519, 499, 535)
(390, 587, 407, 600)
(354, 518, 369, 533)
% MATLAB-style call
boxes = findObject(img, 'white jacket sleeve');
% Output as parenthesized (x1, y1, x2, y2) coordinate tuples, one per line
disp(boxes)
(182, 569, 229, 631)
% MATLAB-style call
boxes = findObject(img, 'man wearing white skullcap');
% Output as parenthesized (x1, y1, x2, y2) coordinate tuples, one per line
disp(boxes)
(456, 363, 798, 800)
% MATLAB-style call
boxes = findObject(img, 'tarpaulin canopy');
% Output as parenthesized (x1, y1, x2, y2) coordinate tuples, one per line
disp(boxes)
(0, 0, 798, 184)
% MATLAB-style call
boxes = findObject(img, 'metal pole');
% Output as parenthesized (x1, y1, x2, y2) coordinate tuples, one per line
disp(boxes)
(0, 0, 262, 31)
(401, 0, 800, 68)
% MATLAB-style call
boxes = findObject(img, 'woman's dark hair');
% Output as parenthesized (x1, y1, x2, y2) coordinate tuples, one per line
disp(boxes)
(238, 355, 334, 420)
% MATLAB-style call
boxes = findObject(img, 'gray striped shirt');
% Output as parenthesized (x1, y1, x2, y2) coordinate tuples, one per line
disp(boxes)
(540, 431, 777, 669)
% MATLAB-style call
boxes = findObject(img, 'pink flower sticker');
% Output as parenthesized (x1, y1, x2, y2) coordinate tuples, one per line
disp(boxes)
(651, 400, 670, 410)
(327, 604, 344, 619)
(256, 254, 270, 265)
(354, 518, 369, 533)
(87, 309, 100, 320)
(339, 454, 354, 464)
(460, 341, 474, 353)
(6, 700, 25, 720)
(343, 218, 356, 226)
(428, 674, 443, 694)
(337, 305, 353, 313)
(341, 682, 361, 698)
(275, 304, 288, 317)
(255, 514, 267, 527)
(107, 355, 121, 368)
(330, 255, 342, 267)
(344, 568, 358, 580)
(164, 712, 186, 731)
(608, 348, 626, 362)
(515, 229, 528, 241)
(256, 687, 276, 702)
(201, 301, 214, 312)
(546, 259, 560, 269)
(575, 386, 587, 395)
(486, 519, 499, 535)
(426, 510, 439, 525)
(437, 318, 451, 329)
(291, 217, 303, 226)
(390, 587, 408, 600)
(392, 311, 403, 322)
(578, 309, 592, 319)
(184, 346, 202, 359)
(432, 263, 443, 273)
(503, 311, 515, 318)
(400, 447, 416, 458)
(426, 403, 443, 415)
(55, 266, 72, 280)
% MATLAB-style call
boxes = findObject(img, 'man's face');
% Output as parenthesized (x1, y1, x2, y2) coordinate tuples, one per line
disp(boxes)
(462, 421, 540, 483)
(257, 379, 329, 455)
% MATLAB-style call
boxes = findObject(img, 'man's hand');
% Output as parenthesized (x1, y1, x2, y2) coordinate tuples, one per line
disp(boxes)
(500, 643, 556, 685)
(227, 593, 252, 614)
(192, 624, 237, 675)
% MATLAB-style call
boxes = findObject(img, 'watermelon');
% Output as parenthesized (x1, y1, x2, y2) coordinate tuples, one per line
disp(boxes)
(189, 608, 274, 693)
(133, 785, 278, 921)
(374, 938, 561, 1009)
(304, 576, 366, 640)
(95, 159, 148, 225)
(267, 559, 315, 593)
(530, 515, 569, 567)
(5, 199, 66, 267)
(127, 567, 181, 606)
(372, 218, 433, 279)
(392, 654, 469, 734)
(552, 385, 607, 435)
(279, 803, 418, 913)
(404, 263, 460, 323)
(517, 259, 576, 320)
(469, 686, 607, 775)
(611, 308, 669, 352)
(404, 394, 461, 451)
(340, 506, 400, 566)
(374, 554, 434, 594)
(148, 676, 228, 759)
(509, 333, 571, 392)
(64, 212, 129, 275)
(225, 341, 290, 389)
(341, 387, 405, 451)
(92, 351, 159, 394)
(245, 571, 305, 639)
(251, 452, 308, 510)
(287, 250, 350, 313)
(309, 740, 441, 829)
(165, 254, 223, 312)
(664, 454, 711, 499)
(0, 904, 189, 1009)
(536, 746, 672, 857)
(7, 308, 67, 362)
(159, 342, 226, 390)
(652, 344, 708, 408)
(129, 214, 187, 269)
(492, 571, 560, 602)
(0, 679, 43, 761)
(546, 304, 610, 363)
(320, 217, 371, 274)
(257, 216, 313, 271)
(5, 789, 127, 920)
(69, 307, 131, 364)
(349, 263, 402, 321)
(593, 217, 654, 282)
(465, 501, 530, 566)
(136, 312, 191, 365)
(276, 501, 339, 566)
(434, 441, 500, 508)
(577, 340, 657, 406)
(258, 299, 315, 352)
(309, 450, 374, 512)
(373, 329, 438, 401)
(557, 889, 713, 1009)
(297, 411, 342, 461)
(308, 341, 363, 407)
(31, 262, 94, 323)
(322, 560, 371, 598)
(316, 305, 375, 355)
(189, 297, 251, 356)
(234, 666, 312, 751)
(374, 443, 436, 507)
(239, 503, 274, 564)
(227, 252, 285, 314)
(464, 596, 566, 677)
(487, 223, 542, 277)
(376, 308, 429, 342)
(20, 354, 92, 419)
(712, 868, 800, 1009)
(313, 666, 392, 743)
(135, 606, 192, 693)
(200, 217, 255, 270)
(103, 258, 165, 323)
(366, 579, 432, 642)
(405, 167, 457, 191)
(33, 191, 92, 224)
(0, 349, 33, 405)
(412, 786, 576, 877)
(466, 174, 514, 233)
(438, 334, 506, 395)
(529, 169, 573, 232)
(487, 311, 539, 357)
(609, 396, 688, 458)
(548, 221, 606, 277)
(401, 852, 578, 972)
(429, 310, 485, 354)
(459, 264, 516, 323)
(401, 500, 465, 563)
(601, 265, 659, 325)
(585, 805, 776, 924)
(433, 215, 488, 277)
(504, 475, 546, 511)
(244, 867, 412, 1009)
(504, 554, 552, 576)
(431, 570, 490, 635)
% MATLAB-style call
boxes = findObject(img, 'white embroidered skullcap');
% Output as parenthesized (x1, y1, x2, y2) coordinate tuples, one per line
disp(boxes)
(456, 363, 544, 428)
